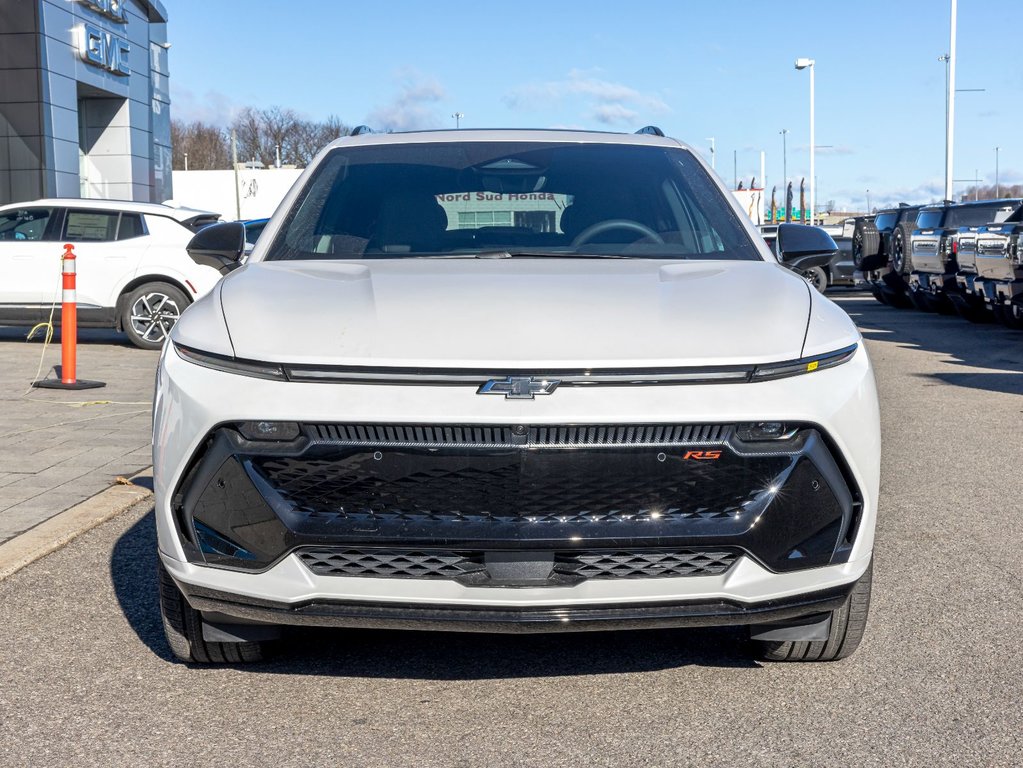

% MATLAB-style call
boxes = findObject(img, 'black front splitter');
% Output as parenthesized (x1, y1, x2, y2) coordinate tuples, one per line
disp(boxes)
(178, 579, 855, 635)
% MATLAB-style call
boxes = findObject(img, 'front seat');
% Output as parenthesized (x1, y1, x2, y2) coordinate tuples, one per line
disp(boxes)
(368, 194, 448, 253)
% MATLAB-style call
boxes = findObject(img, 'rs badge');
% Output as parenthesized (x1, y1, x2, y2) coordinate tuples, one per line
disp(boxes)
(682, 450, 722, 461)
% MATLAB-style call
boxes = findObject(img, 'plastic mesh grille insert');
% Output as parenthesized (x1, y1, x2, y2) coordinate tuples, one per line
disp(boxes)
(297, 548, 484, 579)
(254, 449, 787, 525)
(296, 548, 739, 581)
(556, 549, 738, 579)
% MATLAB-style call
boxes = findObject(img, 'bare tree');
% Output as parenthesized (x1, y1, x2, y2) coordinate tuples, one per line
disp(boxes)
(173, 107, 353, 170)
(291, 115, 351, 166)
(231, 107, 268, 167)
(171, 119, 230, 170)
(959, 183, 1023, 202)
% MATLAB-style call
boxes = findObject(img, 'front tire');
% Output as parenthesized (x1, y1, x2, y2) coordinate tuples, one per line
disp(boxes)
(997, 302, 1023, 330)
(158, 560, 267, 664)
(122, 282, 189, 350)
(803, 266, 828, 293)
(752, 560, 872, 662)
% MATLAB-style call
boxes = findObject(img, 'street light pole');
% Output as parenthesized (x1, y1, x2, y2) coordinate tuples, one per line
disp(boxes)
(452, 112, 464, 129)
(994, 145, 1002, 196)
(945, 0, 958, 201)
(866, 188, 871, 213)
(795, 58, 815, 223)
(705, 137, 716, 170)
(779, 129, 788, 191)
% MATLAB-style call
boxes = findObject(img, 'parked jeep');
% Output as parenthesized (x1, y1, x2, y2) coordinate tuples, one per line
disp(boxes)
(907, 199, 1022, 313)
(853, 204, 924, 307)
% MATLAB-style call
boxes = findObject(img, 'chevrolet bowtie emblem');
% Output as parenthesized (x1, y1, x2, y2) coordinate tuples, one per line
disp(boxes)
(477, 376, 561, 400)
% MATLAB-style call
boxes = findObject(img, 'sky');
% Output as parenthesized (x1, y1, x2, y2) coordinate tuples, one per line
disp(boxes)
(166, 0, 1023, 211)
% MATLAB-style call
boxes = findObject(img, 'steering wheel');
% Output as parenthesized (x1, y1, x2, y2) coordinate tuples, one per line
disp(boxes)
(571, 218, 664, 247)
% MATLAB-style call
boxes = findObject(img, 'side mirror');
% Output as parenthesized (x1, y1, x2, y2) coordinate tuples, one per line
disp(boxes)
(776, 223, 838, 272)
(187, 222, 246, 275)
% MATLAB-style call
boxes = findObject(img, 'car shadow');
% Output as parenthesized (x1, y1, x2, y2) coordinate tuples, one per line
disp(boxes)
(834, 296, 1023, 396)
(0, 326, 137, 348)
(111, 510, 760, 676)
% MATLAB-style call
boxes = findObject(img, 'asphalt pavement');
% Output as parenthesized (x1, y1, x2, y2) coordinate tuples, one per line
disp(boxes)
(0, 292, 1021, 767)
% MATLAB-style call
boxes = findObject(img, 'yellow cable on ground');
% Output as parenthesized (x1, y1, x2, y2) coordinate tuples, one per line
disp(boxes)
(23, 259, 62, 394)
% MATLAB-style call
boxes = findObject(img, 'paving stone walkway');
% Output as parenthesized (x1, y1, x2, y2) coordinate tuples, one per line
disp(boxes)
(0, 327, 157, 544)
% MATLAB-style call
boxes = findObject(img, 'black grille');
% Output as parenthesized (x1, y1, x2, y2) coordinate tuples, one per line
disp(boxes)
(556, 549, 737, 578)
(253, 448, 789, 525)
(306, 423, 730, 447)
(296, 547, 739, 581)
(297, 548, 484, 579)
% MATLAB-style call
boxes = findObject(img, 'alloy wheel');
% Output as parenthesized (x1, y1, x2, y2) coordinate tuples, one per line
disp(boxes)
(130, 292, 182, 344)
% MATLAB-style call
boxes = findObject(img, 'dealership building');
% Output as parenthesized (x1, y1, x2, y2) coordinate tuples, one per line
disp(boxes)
(0, 0, 172, 206)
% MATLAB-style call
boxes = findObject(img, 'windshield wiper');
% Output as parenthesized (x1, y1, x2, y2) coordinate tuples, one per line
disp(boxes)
(474, 250, 629, 259)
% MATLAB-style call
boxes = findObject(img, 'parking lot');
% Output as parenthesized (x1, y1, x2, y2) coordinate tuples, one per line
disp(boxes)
(0, 293, 1020, 766)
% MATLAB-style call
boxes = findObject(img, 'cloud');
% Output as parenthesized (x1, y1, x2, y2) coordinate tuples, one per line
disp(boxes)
(366, 70, 447, 131)
(830, 178, 948, 211)
(794, 144, 856, 156)
(591, 103, 638, 125)
(170, 86, 243, 125)
(504, 69, 669, 126)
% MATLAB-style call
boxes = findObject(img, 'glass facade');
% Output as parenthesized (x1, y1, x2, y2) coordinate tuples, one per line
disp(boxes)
(0, 0, 172, 205)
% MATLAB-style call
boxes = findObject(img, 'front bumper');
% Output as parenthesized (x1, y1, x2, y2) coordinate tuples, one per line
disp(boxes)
(154, 341, 880, 621)
(909, 270, 958, 297)
(168, 564, 860, 634)
(172, 422, 860, 579)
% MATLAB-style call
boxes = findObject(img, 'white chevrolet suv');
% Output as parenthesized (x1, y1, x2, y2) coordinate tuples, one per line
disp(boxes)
(154, 129, 880, 664)
(0, 199, 222, 349)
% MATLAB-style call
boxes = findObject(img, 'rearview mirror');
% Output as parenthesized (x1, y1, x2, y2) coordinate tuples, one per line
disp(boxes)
(187, 222, 246, 275)
(776, 223, 837, 272)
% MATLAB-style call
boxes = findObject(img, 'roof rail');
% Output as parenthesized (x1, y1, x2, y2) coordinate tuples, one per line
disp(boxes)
(350, 125, 376, 136)
(635, 126, 665, 137)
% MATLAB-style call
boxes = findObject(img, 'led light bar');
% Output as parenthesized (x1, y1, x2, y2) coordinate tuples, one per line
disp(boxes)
(174, 343, 858, 385)
(750, 344, 858, 381)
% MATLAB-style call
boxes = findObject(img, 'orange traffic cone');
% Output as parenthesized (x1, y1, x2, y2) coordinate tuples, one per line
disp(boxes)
(33, 244, 105, 390)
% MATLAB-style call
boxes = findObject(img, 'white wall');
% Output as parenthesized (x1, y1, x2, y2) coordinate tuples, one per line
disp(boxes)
(168, 169, 303, 221)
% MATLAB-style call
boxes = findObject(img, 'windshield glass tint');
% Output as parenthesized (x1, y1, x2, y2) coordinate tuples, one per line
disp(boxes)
(949, 205, 1014, 228)
(874, 213, 896, 230)
(916, 210, 944, 229)
(264, 141, 762, 261)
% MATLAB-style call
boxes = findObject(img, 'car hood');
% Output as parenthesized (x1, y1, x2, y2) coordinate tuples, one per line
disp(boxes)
(218, 259, 814, 368)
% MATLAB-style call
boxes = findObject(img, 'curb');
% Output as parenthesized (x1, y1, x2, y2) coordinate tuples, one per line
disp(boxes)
(0, 468, 153, 582)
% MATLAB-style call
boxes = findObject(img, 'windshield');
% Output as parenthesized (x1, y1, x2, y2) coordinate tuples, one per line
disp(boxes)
(916, 210, 944, 229)
(264, 141, 762, 261)
(874, 213, 896, 231)
(948, 204, 1018, 228)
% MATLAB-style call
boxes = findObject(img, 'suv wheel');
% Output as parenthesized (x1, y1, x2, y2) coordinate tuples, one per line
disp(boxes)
(891, 223, 915, 275)
(803, 266, 828, 293)
(122, 282, 188, 350)
(158, 561, 268, 664)
(998, 302, 1023, 330)
(752, 560, 872, 662)
(852, 219, 881, 270)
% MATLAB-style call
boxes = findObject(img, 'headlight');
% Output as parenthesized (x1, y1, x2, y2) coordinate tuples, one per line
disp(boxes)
(751, 344, 857, 381)
(174, 343, 286, 381)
